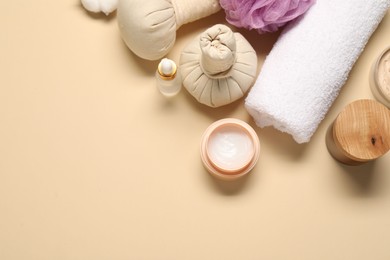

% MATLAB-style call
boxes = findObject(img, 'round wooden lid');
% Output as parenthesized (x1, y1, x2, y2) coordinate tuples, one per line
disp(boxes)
(333, 99, 390, 162)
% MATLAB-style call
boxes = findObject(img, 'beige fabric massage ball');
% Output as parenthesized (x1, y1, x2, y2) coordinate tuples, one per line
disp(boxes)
(117, 0, 221, 60)
(180, 24, 258, 108)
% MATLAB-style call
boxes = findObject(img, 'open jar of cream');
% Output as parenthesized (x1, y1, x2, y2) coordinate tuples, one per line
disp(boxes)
(370, 46, 390, 108)
(200, 118, 260, 180)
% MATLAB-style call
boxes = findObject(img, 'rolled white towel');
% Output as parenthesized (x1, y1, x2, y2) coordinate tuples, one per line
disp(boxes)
(245, 0, 390, 144)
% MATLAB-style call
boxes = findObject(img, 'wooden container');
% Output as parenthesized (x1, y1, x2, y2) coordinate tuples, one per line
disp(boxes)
(326, 99, 390, 165)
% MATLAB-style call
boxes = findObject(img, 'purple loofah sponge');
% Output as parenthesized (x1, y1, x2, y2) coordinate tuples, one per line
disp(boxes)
(220, 0, 316, 33)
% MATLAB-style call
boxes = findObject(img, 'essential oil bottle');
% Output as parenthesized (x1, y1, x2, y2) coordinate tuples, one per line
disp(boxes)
(156, 58, 182, 97)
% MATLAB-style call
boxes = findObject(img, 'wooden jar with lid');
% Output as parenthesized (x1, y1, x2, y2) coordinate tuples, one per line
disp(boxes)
(326, 99, 390, 165)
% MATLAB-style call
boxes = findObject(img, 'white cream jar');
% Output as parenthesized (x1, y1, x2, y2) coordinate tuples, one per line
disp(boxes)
(200, 118, 260, 180)
(370, 46, 390, 108)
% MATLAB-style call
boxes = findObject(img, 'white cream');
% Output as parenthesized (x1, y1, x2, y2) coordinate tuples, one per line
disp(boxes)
(377, 49, 390, 101)
(207, 125, 254, 172)
(200, 118, 260, 180)
(370, 47, 390, 107)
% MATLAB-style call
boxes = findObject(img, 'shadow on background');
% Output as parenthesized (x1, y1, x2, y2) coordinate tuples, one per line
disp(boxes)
(182, 90, 245, 118)
(202, 165, 257, 196)
(336, 160, 385, 197)
(253, 124, 308, 161)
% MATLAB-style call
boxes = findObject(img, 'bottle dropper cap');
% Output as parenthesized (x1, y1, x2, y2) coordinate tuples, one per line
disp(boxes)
(157, 58, 177, 80)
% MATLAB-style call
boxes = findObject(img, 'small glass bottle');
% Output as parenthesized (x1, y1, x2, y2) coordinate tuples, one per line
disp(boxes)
(156, 58, 182, 97)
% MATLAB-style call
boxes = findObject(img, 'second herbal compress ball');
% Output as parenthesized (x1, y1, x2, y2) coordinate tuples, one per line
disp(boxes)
(180, 24, 257, 107)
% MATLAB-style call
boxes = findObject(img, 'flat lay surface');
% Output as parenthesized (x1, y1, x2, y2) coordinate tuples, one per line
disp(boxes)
(0, 1, 390, 259)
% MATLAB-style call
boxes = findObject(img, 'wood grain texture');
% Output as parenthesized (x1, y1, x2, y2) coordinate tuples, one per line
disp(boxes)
(326, 99, 390, 165)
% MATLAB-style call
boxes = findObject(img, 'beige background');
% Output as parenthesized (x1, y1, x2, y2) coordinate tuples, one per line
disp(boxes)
(1, 1, 390, 259)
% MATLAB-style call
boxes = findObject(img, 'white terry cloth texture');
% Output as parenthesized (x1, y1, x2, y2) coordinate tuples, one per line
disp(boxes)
(245, 0, 390, 144)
